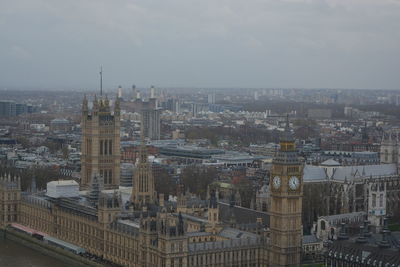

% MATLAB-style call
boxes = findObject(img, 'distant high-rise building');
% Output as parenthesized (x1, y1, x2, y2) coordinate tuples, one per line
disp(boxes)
(120, 163, 135, 187)
(132, 85, 137, 101)
(208, 93, 215, 104)
(141, 108, 161, 140)
(0, 100, 16, 117)
(81, 95, 121, 190)
(165, 98, 180, 113)
(118, 85, 123, 99)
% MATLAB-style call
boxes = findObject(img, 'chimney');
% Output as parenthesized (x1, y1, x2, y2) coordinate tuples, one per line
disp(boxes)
(363, 220, 371, 237)
(356, 226, 367, 243)
(378, 217, 391, 248)
(338, 222, 349, 240)
(159, 193, 165, 207)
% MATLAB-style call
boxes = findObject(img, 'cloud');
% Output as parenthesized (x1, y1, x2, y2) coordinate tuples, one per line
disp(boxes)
(0, 0, 399, 89)
(10, 45, 31, 60)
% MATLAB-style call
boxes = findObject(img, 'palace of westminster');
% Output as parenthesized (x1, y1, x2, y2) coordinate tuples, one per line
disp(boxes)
(1, 94, 399, 266)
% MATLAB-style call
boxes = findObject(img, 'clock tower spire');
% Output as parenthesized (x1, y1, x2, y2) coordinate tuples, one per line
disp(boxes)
(269, 115, 303, 266)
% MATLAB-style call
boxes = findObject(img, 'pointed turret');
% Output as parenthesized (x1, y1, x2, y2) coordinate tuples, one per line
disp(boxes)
(82, 94, 88, 113)
(131, 125, 155, 209)
(114, 94, 120, 116)
(93, 94, 99, 112)
(88, 173, 104, 207)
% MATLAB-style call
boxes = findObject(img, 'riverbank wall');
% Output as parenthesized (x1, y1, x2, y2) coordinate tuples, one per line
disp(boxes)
(0, 228, 106, 267)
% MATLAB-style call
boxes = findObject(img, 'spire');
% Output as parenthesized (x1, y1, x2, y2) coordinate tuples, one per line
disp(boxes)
(93, 94, 99, 111)
(100, 66, 103, 96)
(209, 189, 218, 209)
(280, 114, 294, 142)
(82, 94, 88, 112)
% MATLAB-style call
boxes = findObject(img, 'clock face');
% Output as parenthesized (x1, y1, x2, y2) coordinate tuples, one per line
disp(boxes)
(272, 176, 281, 189)
(289, 176, 300, 190)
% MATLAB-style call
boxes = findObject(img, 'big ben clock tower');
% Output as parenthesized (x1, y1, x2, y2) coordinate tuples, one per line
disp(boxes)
(269, 117, 303, 267)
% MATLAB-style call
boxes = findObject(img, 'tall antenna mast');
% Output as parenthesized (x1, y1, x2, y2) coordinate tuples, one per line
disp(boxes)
(100, 66, 103, 96)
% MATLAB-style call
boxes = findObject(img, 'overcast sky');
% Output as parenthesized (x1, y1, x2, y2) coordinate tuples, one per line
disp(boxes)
(1, 0, 400, 90)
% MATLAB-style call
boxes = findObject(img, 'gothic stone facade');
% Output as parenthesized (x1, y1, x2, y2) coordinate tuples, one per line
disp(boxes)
(81, 95, 121, 190)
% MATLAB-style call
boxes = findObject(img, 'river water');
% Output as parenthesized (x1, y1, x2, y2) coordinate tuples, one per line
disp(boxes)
(0, 239, 70, 267)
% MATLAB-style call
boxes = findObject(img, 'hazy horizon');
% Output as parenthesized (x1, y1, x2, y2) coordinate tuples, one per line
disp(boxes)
(1, 0, 400, 90)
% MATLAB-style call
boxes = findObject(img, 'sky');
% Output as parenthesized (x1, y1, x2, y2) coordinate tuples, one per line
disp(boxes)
(0, 0, 400, 90)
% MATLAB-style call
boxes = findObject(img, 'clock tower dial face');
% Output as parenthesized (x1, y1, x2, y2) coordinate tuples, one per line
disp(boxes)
(272, 176, 281, 189)
(289, 176, 300, 190)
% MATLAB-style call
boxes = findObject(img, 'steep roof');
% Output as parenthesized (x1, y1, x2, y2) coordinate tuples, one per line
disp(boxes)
(303, 164, 397, 182)
(218, 202, 269, 226)
(321, 159, 341, 166)
(332, 164, 397, 181)
(303, 165, 328, 182)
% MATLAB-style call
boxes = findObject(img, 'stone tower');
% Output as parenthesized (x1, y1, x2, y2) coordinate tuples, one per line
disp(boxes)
(131, 131, 156, 209)
(380, 132, 397, 164)
(269, 117, 303, 267)
(0, 174, 21, 227)
(98, 192, 120, 226)
(207, 190, 219, 233)
(81, 95, 121, 190)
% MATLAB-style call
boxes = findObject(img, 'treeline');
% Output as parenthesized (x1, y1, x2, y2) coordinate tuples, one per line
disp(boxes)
(242, 100, 346, 118)
(185, 125, 281, 146)
(181, 166, 217, 199)
(0, 165, 61, 191)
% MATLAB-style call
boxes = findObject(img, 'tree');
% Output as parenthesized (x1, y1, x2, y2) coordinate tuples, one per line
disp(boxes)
(62, 146, 69, 159)
(16, 136, 30, 148)
(154, 169, 176, 197)
(181, 166, 217, 199)
(234, 178, 255, 208)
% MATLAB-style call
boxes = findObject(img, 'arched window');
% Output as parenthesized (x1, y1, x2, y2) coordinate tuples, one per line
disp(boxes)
(320, 220, 326, 230)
